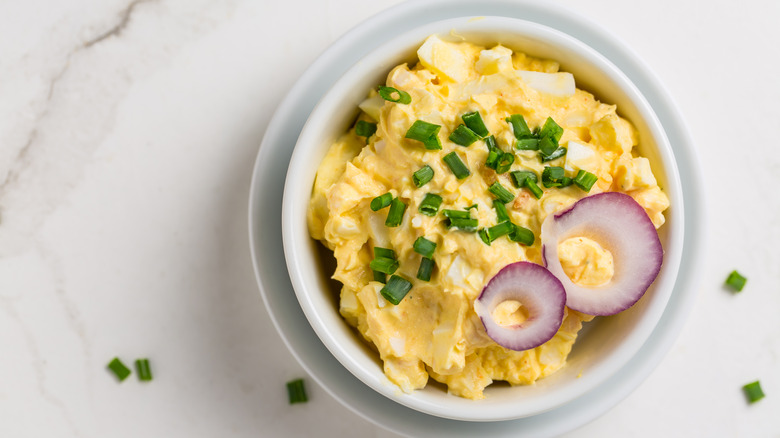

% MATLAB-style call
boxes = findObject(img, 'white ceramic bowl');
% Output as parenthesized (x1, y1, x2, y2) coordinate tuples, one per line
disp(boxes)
(281, 16, 683, 422)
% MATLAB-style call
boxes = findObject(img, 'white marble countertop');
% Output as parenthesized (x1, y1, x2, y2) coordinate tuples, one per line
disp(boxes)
(2, 0, 778, 436)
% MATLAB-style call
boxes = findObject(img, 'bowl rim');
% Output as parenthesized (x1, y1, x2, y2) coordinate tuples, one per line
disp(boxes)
(280, 15, 684, 422)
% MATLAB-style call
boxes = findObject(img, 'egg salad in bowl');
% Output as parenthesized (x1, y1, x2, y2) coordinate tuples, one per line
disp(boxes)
(306, 34, 670, 401)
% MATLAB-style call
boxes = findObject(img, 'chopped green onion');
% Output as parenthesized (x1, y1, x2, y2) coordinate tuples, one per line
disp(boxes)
(443, 152, 470, 179)
(449, 124, 480, 146)
(373, 247, 396, 259)
(462, 111, 489, 137)
(486, 221, 515, 242)
(385, 197, 407, 227)
(510, 170, 538, 188)
(135, 358, 153, 382)
(413, 236, 437, 258)
(405, 120, 441, 142)
(373, 270, 387, 283)
(370, 193, 393, 211)
(423, 134, 442, 150)
(743, 381, 765, 404)
(495, 153, 515, 174)
(516, 138, 539, 150)
(286, 378, 308, 404)
(355, 120, 377, 141)
(493, 200, 510, 223)
(489, 182, 515, 204)
(413, 165, 434, 187)
(539, 117, 564, 142)
(559, 176, 573, 188)
(378, 86, 411, 104)
(485, 135, 502, 170)
(573, 169, 598, 192)
(526, 179, 544, 199)
(725, 270, 747, 292)
(418, 193, 443, 216)
(541, 166, 566, 188)
(108, 357, 131, 382)
(541, 146, 567, 162)
(478, 228, 491, 245)
(510, 225, 535, 246)
(442, 209, 471, 219)
(538, 135, 559, 156)
(417, 257, 435, 281)
(465, 204, 478, 211)
(369, 256, 399, 274)
(380, 275, 413, 305)
(446, 217, 478, 232)
(506, 114, 531, 139)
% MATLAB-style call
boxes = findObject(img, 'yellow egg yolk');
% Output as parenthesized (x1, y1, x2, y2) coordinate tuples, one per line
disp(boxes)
(558, 237, 614, 287)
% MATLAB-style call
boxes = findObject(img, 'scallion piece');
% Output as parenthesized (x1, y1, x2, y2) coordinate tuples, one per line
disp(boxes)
(369, 256, 400, 275)
(526, 179, 544, 199)
(378, 86, 411, 104)
(493, 200, 510, 223)
(559, 176, 573, 188)
(495, 152, 515, 174)
(418, 193, 443, 216)
(489, 181, 515, 204)
(725, 270, 747, 292)
(465, 204, 478, 211)
(405, 120, 441, 142)
(485, 135, 502, 170)
(370, 193, 392, 211)
(486, 220, 515, 242)
(538, 135, 559, 157)
(510, 170, 538, 188)
(413, 165, 434, 187)
(539, 117, 564, 142)
(573, 169, 598, 192)
(385, 197, 407, 227)
(510, 225, 535, 246)
(413, 236, 436, 258)
(478, 228, 491, 245)
(373, 270, 387, 283)
(417, 257, 435, 282)
(442, 209, 471, 219)
(423, 134, 443, 150)
(355, 120, 377, 142)
(443, 152, 470, 179)
(541, 147, 567, 163)
(743, 381, 765, 404)
(380, 275, 413, 305)
(286, 378, 308, 404)
(462, 111, 489, 137)
(373, 247, 396, 259)
(446, 217, 478, 232)
(484, 135, 498, 149)
(506, 114, 531, 139)
(449, 124, 480, 146)
(135, 358, 153, 382)
(541, 166, 566, 188)
(516, 138, 539, 150)
(108, 357, 131, 382)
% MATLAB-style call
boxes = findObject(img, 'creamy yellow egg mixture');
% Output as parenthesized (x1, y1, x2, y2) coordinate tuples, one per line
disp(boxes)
(307, 35, 670, 400)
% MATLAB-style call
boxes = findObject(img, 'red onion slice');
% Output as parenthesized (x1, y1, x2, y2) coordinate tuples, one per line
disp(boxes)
(474, 262, 566, 351)
(541, 192, 663, 316)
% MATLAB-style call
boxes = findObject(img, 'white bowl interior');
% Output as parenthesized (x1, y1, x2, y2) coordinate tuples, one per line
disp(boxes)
(282, 16, 683, 422)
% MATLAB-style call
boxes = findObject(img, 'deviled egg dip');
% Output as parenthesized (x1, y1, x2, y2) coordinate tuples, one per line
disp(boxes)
(307, 35, 669, 400)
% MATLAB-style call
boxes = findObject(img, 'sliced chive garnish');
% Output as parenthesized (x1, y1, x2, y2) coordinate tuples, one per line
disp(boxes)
(478, 228, 491, 245)
(442, 209, 471, 219)
(108, 357, 131, 382)
(449, 124, 480, 146)
(485, 135, 502, 170)
(385, 197, 407, 227)
(506, 114, 531, 139)
(489, 181, 515, 204)
(526, 179, 544, 199)
(405, 120, 441, 142)
(743, 381, 765, 404)
(378, 86, 411, 104)
(725, 270, 747, 292)
(423, 134, 443, 150)
(135, 358, 152, 382)
(286, 378, 308, 404)
(413, 165, 434, 187)
(510, 170, 538, 188)
(573, 169, 598, 192)
(516, 138, 539, 150)
(539, 117, 564, 142)
(355, 120, 377, 142)
(373, 247, 396, 259)
(443, 152, 470, 179)
(417, 257, 435, 281)
(413, 236, 436, 258)
(486, 220, 515, 242)
(509, 224, 535, 245)
(418, 193, 443, 216)
(465, 203, 478, 211)
(538, 135, 559, 156)
(495, 152, 515, 174)
(380, 275, 413, 305)
(541, 166, 566, 188)
(369, 256, 400, 275)
(446, 217, 478, 232)
(373, 270, 387, 283)
(462, 111, 489, 137)
(541, 147, 567, 162)
(493, 200, 510, 223)
(370, 193, 393, 211)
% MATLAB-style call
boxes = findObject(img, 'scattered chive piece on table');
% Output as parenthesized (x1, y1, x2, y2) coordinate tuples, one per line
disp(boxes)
(378, 86, 411, 104)
(743, 381, 765, 404)
(495, 153, 515, 174)
(373, 270, 387, 283)
(370, 193, 393, 211)
(418, 193, 443, 216)
(573, 169, 598, 192)
(446, 217, 478, 232)
(539, 117, 564, 142)
(413, 165, 434, 187)
(413, 236, 437, 258)
(489, 181, 515, 204)
(526, 179, 544, 199)
(108, 357, 131, 382)
(355, 120, 377, 142)
(417, 257, 435, 281)
(405, 120, 441, 147)
(449, 124, 481, 146)
(380, 275, 413, 305)
(385, 198, 407, 227)
(541, 147, 567, 163)
(462, 111, 489, 137)
(286, 378, 308, 404)
(541, 166, 566, 188)
(369, 257, 399, 275)
(509, 224, 535, 246)
(135, 358, 153, 382)
(515, 138, 539, 151)
(510, 170, 538, 188)
(506, 114, 532, 139)
(443, 152, 470, 179)
(493, 200, 510, 223)
(725, 270, 747, 292)
(373, 247, 396, 259)
(486, 221, 515, 242)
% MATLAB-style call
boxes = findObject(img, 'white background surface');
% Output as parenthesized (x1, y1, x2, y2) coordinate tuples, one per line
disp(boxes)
(1, 0, 778, 437)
